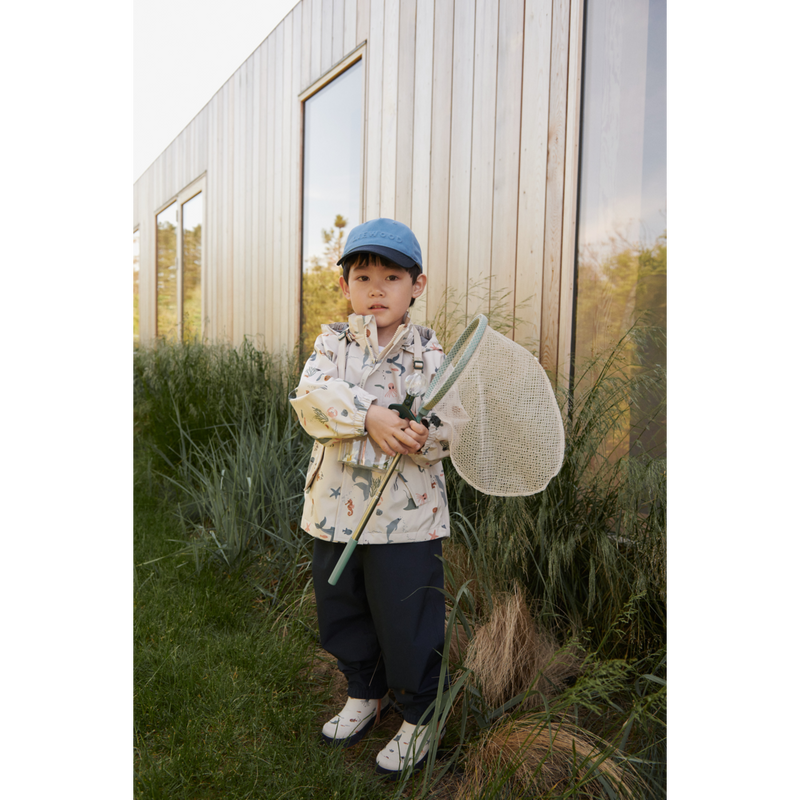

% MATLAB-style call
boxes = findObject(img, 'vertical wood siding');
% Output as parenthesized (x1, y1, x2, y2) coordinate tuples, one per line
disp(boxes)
(133, 0, 584, 382)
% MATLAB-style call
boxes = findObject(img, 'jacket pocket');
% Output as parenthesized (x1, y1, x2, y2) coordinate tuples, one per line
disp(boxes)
(304, 442, 326, 491)
(397, 466, 438, 510)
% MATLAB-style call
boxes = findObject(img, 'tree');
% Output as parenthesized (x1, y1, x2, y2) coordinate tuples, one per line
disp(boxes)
(573, 231, 667, 460)
(134, 231, 140, 346)
(301, 215, 353, 356)
(156, 219, 178, 339)
(182, 223, 202, 341)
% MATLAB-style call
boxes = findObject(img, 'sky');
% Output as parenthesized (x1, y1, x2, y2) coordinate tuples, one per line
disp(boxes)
(134, 0, 301, 182)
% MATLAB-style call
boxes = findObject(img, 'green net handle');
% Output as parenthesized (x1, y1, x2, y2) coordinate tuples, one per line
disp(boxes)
(328, 537, 358, 586)
(419, 314, 488, 416)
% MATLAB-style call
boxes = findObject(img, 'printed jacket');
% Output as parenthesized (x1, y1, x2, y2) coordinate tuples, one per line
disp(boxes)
(290, 313, 452, 545)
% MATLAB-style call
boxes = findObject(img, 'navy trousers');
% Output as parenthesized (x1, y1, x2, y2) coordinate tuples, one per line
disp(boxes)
(312, 538, 447, 725)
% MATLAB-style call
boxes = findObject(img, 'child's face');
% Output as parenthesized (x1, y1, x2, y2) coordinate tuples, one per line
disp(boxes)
(339, 261, 426, 345)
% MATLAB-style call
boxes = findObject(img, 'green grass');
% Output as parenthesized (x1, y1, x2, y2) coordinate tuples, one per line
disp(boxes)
(134, 455, 664, 799)
(134, 450, 424, 800)
(134, 334, 666, 799)
(134, 337, 299, 466)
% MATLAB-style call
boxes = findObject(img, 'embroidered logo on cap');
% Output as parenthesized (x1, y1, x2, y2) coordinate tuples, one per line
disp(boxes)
(350, 231, 405, 245)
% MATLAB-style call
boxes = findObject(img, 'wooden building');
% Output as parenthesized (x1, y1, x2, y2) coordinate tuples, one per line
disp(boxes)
(133, 0, 666, 399)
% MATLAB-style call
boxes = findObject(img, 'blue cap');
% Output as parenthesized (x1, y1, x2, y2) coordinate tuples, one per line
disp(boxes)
(337, 218, 423, 272)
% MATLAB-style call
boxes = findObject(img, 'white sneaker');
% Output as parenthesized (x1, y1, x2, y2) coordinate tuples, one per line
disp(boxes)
(375, 719, 443, 777)
(321, 695, 387, 747)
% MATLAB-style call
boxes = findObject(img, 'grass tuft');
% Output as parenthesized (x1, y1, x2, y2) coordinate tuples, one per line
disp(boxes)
(456, 713, 647, 800)
(464, 586, 582, 712)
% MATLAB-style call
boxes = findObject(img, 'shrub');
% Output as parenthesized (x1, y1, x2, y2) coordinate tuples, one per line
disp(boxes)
(134, 337, 299, 463)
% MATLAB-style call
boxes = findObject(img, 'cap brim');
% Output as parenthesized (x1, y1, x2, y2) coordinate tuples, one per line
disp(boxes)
(337, 245, 419, 271)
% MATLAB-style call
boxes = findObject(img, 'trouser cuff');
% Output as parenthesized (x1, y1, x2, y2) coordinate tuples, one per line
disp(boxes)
(347, 681, 388, 700)
(401, 703, 435, 725)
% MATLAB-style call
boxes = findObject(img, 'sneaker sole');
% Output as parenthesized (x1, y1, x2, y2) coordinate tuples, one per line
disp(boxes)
(375, 750, 430, 780)
(320, 713, 377, 748)
(374, 726, 445, 779)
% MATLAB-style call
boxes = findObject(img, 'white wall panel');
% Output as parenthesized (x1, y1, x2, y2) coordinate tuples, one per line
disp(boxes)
(133, 0, 584, 378)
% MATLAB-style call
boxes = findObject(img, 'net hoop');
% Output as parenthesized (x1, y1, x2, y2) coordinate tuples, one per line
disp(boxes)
(419, 314, 488, 415)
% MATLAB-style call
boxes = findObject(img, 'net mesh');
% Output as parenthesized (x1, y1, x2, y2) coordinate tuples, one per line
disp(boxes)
(432, 326, 565, 496)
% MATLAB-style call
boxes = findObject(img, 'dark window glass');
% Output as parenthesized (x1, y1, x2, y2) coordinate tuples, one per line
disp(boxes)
(156, 202, 179, 339)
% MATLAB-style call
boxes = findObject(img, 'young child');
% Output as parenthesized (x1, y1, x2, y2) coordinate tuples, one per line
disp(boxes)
(289, 218, 452, 777)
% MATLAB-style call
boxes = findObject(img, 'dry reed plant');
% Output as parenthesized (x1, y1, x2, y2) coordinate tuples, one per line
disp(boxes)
(456, 714, 645, 800)
(446, 605, 473, 666)
(465, 587, 581, 710)
(442, 535, 497, 619)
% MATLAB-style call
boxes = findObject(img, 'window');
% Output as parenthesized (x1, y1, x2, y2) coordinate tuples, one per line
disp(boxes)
(156, 202, 179, 340)
(155, 180, 204, 341)
(181, 192, 203, 340)
(572, 0, 666, 458)
(133, 228, 140, 347)
(300, 56, 364, 355)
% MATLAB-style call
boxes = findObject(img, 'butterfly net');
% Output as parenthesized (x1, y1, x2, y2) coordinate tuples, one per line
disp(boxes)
(429, 326, 564, 496)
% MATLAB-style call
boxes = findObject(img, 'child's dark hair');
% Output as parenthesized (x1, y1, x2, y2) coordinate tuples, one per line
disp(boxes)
(341, 252, 423, 306)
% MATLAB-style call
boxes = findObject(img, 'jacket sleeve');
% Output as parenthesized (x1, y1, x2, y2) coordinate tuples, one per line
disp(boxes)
(289, 332, 377, 445)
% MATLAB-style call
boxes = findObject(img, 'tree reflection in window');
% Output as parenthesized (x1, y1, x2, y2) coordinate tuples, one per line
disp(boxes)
(131, 230, 139, 350)
(301, 215, 353, 354)
(156, 202, 179, 340)
(182, 193, 202, 342)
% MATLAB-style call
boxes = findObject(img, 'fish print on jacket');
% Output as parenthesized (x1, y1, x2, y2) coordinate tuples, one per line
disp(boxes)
(385, 352, 406, 376)
(289, 313, 452, 546)
(315, 517, 336, 539)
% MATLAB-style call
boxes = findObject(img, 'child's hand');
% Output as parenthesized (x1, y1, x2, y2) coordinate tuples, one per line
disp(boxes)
(365, 405, 429, 456)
